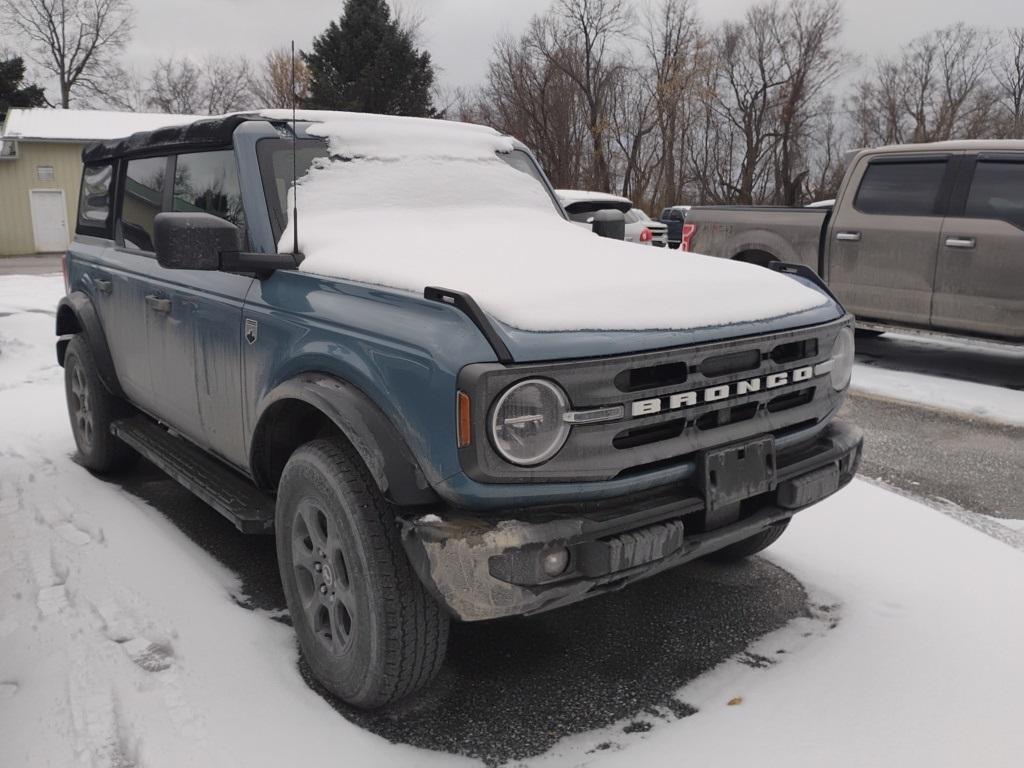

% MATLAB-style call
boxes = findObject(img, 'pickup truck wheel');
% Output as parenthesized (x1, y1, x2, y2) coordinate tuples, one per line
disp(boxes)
(275, 437, 449, 709)
(706, 520, 790, 562)
(63, 335, 135, 473)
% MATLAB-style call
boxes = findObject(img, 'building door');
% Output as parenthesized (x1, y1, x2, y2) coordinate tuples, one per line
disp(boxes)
(29, 189, 69, 252)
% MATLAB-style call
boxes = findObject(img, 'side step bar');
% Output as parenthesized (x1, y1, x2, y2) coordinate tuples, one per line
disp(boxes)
(111, 416, 275, 534)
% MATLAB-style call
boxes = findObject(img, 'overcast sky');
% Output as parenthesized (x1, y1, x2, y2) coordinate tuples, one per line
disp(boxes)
(8, 0, 1023, 98)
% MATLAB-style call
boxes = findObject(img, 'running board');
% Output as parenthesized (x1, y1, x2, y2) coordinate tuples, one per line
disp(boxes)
(111, 416, 275, 534)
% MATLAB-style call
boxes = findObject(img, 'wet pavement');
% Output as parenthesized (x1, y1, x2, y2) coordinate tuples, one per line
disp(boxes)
(0, 255, 62, 275)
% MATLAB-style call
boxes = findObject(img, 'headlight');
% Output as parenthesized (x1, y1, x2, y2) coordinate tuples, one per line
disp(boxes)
(829, 326, 855, 390)
(490, 379, 570, 466)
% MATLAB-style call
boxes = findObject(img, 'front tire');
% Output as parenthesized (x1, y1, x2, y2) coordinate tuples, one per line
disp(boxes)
(707, 520, 790, 562)
(275, 437, 449, 709)
(63, 334, 135, 473)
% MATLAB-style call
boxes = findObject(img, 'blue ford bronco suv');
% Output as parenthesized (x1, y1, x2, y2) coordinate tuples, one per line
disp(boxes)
(57, 110, 863, 708)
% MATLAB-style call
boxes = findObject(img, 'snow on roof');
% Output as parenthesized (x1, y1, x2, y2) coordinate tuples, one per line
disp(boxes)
(260, 109, 513, 159)
(282, 119, 828, 332)
(555, 189, 633, 206)
(1, 108, 204, 143)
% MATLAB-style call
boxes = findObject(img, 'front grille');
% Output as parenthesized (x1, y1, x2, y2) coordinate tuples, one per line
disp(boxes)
(458, 316, 852, 484)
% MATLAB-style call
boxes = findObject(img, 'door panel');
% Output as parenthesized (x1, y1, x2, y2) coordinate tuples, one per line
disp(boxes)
(141, 149, 253, 467)
(827, 157, 950, 326)
(933, 217, 1024, 339)
(145, 270, 252, 467)
(97, 249, 157, 408)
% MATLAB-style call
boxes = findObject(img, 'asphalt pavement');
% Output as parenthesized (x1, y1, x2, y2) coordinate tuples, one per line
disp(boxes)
(115, 463, 807, 765)
(846, 332, 1024, 519)
(0, 254, 62, 275)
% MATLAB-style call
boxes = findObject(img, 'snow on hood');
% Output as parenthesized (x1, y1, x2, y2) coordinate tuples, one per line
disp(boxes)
(278, 113, 828, 332)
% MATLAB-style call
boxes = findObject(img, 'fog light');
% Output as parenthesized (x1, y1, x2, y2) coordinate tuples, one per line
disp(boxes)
(541, 548, 570, 577)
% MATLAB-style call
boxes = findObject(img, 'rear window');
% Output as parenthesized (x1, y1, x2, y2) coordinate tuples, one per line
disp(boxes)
(121, 156, 167, 251)
(854, 160, 947, 216)
(77, 162, 114, 238)
(964, 160, 1024, 230)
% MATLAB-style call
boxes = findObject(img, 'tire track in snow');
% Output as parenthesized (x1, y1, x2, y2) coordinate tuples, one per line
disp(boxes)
(1, 454, 210, 766)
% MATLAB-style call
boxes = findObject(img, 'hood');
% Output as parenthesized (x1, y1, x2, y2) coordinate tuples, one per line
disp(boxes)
(280, 112, 835, 362)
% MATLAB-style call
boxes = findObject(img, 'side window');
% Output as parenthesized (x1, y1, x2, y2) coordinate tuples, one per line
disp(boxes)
(121, 156, 168, 251)
(854, 160, 948, 216)
(173, 150, 246, 243)
(964, 160, 1024, 230)
(77, 162, 114, 238)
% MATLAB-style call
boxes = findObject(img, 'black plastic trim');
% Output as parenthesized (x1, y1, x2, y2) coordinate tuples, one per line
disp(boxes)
(768, 261, 844, 308)
(55, 293, 125, 398)
(424, 286, 514, 363)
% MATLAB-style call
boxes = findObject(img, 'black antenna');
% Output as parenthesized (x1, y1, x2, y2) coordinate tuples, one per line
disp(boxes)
(291, 39, 300, 257)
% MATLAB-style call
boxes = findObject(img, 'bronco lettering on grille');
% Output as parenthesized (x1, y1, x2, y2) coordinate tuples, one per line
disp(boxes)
(631, 365, 816, 417)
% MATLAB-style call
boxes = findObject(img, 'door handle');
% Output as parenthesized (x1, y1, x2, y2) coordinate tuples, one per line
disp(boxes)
(145, 295, 171, 313)
(835, 231, 861, 242)
(94, 279, 112, 294)
(945, 237, 976, 249)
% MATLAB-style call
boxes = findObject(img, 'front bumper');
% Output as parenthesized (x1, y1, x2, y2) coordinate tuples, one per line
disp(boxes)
(401, 420, 862, 621)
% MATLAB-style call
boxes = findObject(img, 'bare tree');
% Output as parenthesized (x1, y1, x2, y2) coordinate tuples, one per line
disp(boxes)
(529, 0, 633, 189)
(480, 30, 587, 187)
(250, 47, 310, 109)
(147, 55, 253, 115)
(0, 0, 134, 108)
(639, 0, 709, 209)
(201, 55, 253, 114)
(770, 0, 845, 204)
(852, 24, 997, 145)
(993, 28, 1024, 139)
(147, 57, 201, 114)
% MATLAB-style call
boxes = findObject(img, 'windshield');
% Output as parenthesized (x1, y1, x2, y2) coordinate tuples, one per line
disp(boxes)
(257, 139, 562, 241)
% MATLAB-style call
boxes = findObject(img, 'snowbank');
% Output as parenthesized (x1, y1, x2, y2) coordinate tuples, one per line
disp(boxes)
(852, 364, 1024, 426)
(270, 111, 828, 332)
(533, 480, 1024, 768)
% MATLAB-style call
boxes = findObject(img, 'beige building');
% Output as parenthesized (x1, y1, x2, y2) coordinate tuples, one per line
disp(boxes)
(0, 109, 200, 256)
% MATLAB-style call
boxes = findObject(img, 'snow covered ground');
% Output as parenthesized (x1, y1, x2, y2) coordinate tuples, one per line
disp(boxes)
(852, 331, 1024, 426)
(2, 274, 1023, 767)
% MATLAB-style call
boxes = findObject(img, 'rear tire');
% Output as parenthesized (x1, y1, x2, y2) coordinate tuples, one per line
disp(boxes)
(275, 437, 449, 709)
(63, 334, 136, 473)
(706, 520, 790, 562)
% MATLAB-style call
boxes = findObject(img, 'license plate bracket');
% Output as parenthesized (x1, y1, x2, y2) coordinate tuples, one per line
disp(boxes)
(701, 436, 776, 512)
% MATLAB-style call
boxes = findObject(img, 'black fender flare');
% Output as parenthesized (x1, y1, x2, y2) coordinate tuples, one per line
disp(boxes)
(55, 292, 125, 399)
(250, 373, 438, 506)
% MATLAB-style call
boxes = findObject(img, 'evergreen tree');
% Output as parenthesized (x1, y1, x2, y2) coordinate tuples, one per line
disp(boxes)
(0, 56, 46, 122)
(304, 0, 436, 117)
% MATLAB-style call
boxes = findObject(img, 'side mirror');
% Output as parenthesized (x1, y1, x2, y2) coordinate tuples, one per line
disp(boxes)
(154, 212, 240, 270)
(590, 209, 626, 240)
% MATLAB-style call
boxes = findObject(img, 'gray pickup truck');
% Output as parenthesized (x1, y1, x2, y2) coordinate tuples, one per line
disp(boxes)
(685, 141, 1024, 344)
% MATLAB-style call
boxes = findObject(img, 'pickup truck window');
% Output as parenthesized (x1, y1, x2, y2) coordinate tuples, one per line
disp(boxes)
(121, 156, 168, 251)
(77, 162, 114, 238)
(854, 160, 948, 217)
(964, 160, 1024, 230)
(172, 150, 247, 243)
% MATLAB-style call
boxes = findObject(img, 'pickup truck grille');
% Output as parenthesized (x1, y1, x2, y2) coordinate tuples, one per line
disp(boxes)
(458, 316, 852, 484)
